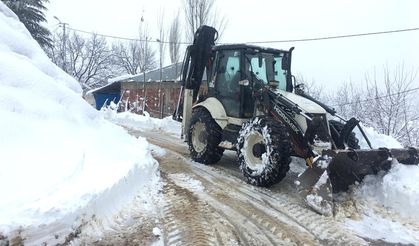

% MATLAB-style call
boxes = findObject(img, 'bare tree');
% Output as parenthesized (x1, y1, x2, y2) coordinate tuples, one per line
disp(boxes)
(295, 74, 324, 100)
(157, 9, 167, 82)
(330, 65, 419, 146)
(183, 0, 226, 41)
(169, 13, 182, 79)
(112, 41, 151, 75)
(46, 31, 113, 91)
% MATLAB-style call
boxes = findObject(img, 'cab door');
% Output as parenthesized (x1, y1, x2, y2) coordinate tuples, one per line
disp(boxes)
(209, 50, 242, 118)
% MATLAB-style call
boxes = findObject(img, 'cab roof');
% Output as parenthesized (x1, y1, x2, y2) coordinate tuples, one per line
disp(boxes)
(213, 44, 291, 54)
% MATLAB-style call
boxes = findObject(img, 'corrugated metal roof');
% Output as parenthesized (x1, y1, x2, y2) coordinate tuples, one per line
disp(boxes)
(86, 62, 183, 95)
(121, 62, 183, 83)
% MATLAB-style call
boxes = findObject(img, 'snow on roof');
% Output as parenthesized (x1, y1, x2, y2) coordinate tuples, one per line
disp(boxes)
(0, 2, 158, 241)
(87, 62, 183, 95)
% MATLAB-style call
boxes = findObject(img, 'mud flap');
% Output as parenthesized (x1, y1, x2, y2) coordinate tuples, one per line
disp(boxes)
(296, 157, 334, 216)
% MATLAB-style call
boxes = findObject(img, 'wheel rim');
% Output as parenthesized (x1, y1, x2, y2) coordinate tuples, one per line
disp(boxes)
(243, 131, 267, 171)
(191, 122, 208, 153)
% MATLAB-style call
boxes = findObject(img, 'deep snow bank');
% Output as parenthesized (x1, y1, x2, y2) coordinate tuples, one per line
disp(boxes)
(0, 3, 159, 243)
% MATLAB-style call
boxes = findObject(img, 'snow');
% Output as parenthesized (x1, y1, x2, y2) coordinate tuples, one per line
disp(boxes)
(346, 214, 419, 245)
(0, 3, 159, 243)
(168, 173, 205, 192)
(355, 124, 403, 149)
(353, 162, 419, 220)
(342, 128, 419, 244)
(102, 108, 181, 136)
(306, 194, 333, 217)
(152, 227, 162, 236)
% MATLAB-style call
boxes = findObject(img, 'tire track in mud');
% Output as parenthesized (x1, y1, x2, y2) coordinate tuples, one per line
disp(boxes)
(191, 160, 367, 246)
(157, 154, 320, 246)
(133, 130, 368, 245)
(159, 174, 218, 246)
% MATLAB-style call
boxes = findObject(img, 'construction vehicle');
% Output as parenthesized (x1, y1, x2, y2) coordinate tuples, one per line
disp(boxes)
(173, 25, 419, 215)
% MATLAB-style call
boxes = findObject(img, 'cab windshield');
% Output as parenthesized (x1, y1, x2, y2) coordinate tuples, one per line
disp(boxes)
(245, 52, 288, 91)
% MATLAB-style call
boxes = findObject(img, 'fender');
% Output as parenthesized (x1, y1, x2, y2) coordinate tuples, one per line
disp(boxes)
(193, 97, 228, 129)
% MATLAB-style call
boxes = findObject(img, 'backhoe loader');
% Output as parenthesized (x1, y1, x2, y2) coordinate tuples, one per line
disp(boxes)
(173, 25, 419, 215)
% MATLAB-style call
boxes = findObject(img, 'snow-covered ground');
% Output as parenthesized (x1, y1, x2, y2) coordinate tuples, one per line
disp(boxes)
(0, 3, 159, 244)
(102, 105, 181, 137)
(109, 110, 419, 245)
(1, 1, 418, 244)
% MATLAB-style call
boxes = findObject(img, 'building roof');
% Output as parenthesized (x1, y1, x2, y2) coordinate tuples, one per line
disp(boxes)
(124, 62, 183, 83)
(87, 62, 183, 95)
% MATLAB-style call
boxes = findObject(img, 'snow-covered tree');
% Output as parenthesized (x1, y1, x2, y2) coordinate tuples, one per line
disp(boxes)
(330, 65, 419, 146)
(2, 0, 52, 48)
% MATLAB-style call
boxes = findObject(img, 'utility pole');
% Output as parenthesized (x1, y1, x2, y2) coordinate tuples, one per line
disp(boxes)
(157, 38, 163, 116)
(140, 13, 147, 114)
(54, 16, 68, 72)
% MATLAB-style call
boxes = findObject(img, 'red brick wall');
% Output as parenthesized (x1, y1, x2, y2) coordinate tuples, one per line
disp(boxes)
(119, 81, 181, 118)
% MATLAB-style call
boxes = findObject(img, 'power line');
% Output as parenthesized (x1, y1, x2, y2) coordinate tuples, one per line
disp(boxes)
(65, 26, 419, 45)
(245, 27, 419, 44)
(331, 86, 419, 107)
(67, 26, 190, 44)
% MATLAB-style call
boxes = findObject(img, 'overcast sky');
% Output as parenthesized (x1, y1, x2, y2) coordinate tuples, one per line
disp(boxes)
(45, 0, 419, 90)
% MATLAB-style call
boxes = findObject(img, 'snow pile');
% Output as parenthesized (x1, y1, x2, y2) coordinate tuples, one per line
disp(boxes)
(0, 3, 158, 243)
(355, 125, 403, 149)
(342, 128, 419, 244)
(354, 162, 419, 220)
(102, 107, 181, 136)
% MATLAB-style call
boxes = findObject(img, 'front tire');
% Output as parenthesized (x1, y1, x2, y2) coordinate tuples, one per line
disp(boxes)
(188, 108, 224, 164)
(237, 117, 292, 187)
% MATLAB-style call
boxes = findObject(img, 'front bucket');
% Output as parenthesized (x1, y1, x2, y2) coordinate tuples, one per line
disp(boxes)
(326, 147, 419, 192)
(296, 147, 419, 216)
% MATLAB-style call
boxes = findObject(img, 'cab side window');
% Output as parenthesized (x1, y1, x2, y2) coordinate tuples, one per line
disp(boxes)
(215, 51, 241, 117)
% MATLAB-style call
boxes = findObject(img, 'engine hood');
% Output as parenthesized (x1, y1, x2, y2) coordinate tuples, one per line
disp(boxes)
(276, 90, 327, 114)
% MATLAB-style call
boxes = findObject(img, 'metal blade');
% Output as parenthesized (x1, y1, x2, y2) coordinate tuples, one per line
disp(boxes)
(326, 149, 392, 192)
(296, 157, 334, 216)
(327, 147, 419, 192)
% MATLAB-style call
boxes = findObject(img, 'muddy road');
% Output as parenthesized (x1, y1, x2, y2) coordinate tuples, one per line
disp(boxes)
(128, 129, 369, 246)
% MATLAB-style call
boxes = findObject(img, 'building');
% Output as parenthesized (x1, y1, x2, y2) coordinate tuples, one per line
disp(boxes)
(87, 63, 183, 118)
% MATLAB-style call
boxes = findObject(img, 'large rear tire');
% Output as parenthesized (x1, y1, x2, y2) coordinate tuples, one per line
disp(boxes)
(237, 117, 292, 187)
(329, 120, 360, 149)
(188, 108, 224, 164)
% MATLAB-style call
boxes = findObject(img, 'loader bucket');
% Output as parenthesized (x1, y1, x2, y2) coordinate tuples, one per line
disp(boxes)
(297, 147, 419, 216)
